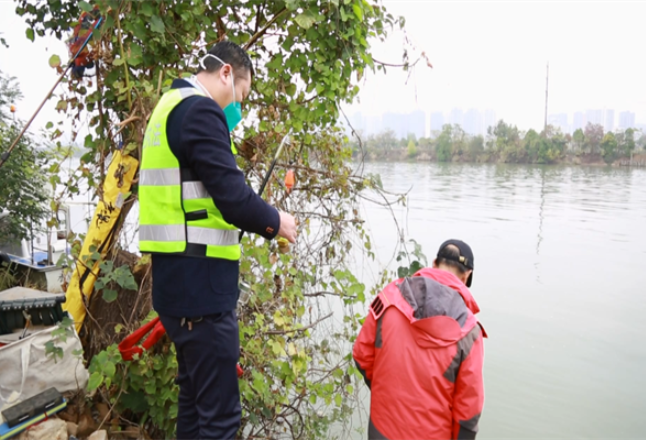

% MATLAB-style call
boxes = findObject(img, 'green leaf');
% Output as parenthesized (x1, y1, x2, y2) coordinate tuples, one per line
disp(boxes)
(114, 266, 138, 290)
(103, 288, 118, 302)
(113, 57, 125, 67)
(99, 260, 114, 273)
(103, 361, 116, 378)
(285, 0, 300, 10)
(141, 2, 155, 17)
(334, 393, 343, 406)
(96, 350, 108, 366)
(45, 121, 54, 129)
(145, 381, 157, 395)
(150, 15, 165, 34)
(26, 28, 34, 42)
(128, 44, 143, 66)
(124, 142, 138, 155)
(121, 391, 148, 412)
(353, 3, 364, 21)
(48, 54, 61, 68)
(88, 372, 104, 391)
(78, 1, 93, 12)
(273, 311, 285, 327)
(294, 11, 316, 29)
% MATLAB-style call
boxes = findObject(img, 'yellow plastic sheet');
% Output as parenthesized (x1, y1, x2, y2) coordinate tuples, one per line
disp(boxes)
(63, 151, 139, 332)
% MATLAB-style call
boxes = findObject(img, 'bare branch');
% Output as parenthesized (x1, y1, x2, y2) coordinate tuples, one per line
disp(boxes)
(303, 291, 356, 299)
(244, 8, 288, 50)
(265, 312, 333, 335)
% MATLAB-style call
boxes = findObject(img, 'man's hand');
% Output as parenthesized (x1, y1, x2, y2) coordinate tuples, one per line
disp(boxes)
(278, 211, 297, 243)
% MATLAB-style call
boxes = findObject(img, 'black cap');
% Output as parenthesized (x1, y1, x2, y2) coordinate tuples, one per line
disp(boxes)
(436, 239, 475, 287)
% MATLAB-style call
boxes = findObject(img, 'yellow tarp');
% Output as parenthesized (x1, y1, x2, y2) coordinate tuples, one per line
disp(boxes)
(63, 150, 139, 333)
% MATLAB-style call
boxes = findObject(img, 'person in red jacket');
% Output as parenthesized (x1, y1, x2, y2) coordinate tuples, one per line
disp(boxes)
(353, 239, 486, 440)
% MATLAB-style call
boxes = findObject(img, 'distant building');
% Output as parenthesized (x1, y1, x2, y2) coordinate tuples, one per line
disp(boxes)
(586, 109, 604, 127)
(382, 111, 425, 139)
(382, 112, 405, 139)
(347, 112, 365, 135)
(573, 112, 585, 132)
(484, 110, 496, 134)
(548, 113, 568, 133)
(342, 112, 386, 137)
(365, 114, 382, 135)
(449, 108, 464, 127)
(408, 110, 426, 139)
(618, 111, 636, 130)
(463, 109, 483, 136)
(604, 109, 615, 133)
(429, 111, 444, 133)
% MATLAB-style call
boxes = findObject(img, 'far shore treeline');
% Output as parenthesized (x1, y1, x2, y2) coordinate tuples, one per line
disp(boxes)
(350, 121, 646, 166)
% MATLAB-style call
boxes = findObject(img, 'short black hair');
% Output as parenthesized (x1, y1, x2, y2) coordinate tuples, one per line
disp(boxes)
(435, 244, 469, 275)
(197, 40, 253, 78)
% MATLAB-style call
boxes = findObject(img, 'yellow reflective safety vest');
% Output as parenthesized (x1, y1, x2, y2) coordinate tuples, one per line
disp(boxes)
(138, 87, 240, 260)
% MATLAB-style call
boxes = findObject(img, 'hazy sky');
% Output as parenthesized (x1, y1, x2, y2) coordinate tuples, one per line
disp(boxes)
(348, 1, 646, 129)
(1, 0, 645, 133)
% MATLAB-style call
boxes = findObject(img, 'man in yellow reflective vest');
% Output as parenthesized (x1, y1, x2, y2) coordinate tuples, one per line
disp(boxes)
(139, 40, 297, 439)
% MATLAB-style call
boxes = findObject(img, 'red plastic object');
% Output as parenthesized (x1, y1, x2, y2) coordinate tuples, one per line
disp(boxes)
(284, 169, 295, 194)
(118, 317, 166, 361)
(119, 317, 245, 377)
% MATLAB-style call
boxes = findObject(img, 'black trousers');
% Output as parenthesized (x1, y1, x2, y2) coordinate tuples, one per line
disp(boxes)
(159, 311, 241, 440)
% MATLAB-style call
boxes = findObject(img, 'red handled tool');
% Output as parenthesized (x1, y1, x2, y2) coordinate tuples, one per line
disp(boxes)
(118, 317, 243, 378)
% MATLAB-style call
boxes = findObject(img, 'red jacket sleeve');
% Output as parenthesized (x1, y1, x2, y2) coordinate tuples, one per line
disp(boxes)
(352, 312, 378, 388)
(452, 331, 485, 440)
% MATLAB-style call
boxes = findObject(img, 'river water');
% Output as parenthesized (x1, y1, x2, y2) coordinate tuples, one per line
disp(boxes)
(59, 159, 646, 438)
(349, 162, 646, 439)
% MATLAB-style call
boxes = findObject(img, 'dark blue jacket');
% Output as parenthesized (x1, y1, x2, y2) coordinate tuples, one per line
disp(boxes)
(151, 79, 280, 318)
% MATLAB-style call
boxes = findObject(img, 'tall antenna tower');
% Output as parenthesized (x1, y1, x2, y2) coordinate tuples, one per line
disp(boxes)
(544, 62, 549, 132)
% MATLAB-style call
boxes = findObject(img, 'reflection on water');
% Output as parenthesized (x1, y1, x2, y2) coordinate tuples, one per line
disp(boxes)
(353, 162, 646, 439)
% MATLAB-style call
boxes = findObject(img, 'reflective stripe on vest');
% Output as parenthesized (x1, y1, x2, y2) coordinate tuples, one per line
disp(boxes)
(138, 87, 241, 260)
(139, 225, 239, 246)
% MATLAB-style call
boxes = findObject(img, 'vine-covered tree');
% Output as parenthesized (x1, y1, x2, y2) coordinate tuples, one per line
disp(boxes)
(14, 1, 424, 438)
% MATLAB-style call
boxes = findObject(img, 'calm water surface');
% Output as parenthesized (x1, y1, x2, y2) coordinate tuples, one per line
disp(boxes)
(62, 160, 646, 438)
(350, 162, 646, 439)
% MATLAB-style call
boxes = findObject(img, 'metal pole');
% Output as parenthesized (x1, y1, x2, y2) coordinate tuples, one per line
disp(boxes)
(239, 130, 292, 241)
(0, 16, 103, 170)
